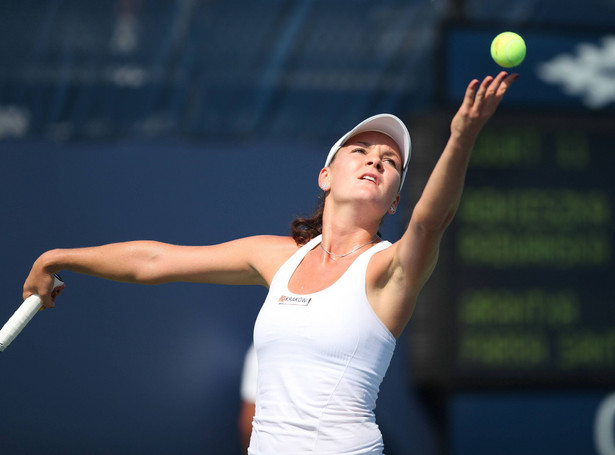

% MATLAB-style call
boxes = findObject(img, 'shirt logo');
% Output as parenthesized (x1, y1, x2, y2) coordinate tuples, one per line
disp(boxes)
(278, 295, 312, 306)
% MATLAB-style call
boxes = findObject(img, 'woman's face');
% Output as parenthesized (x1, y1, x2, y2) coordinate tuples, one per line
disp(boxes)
(321, 131, 402, 214)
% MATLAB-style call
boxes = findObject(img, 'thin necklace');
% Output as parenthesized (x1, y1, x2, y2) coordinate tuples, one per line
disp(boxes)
(320, 234, 380, 260)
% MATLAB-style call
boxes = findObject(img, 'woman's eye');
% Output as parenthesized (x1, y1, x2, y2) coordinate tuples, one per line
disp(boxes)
(352, 148, 366, 154)
(384, 158, 398, 169)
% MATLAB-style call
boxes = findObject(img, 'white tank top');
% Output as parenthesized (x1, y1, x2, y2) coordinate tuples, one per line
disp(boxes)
(250, 235, 396, 455)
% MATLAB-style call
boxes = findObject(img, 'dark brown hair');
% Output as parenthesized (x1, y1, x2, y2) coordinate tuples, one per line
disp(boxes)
(290, 193, 325, 246)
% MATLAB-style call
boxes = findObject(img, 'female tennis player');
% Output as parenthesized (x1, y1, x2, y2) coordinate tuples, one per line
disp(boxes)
(24, 72, 517, 454)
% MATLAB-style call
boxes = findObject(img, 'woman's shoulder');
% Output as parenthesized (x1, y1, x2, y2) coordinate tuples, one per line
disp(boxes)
(217, 234, 299, 261)
(244, 235, 301, 285)
(245, 234, 298, 250)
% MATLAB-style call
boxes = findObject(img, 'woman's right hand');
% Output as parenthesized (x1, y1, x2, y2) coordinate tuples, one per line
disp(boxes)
(23, 252, 64, 309)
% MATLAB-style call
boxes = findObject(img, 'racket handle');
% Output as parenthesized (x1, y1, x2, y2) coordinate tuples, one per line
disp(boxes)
(0, 275, 64, 352)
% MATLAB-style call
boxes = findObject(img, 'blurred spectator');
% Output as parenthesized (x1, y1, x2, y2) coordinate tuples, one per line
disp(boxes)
(238, 344, 257, 454)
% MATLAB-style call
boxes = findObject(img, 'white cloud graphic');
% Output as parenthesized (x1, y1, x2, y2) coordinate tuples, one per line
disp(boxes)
(536, 35, 615, 109)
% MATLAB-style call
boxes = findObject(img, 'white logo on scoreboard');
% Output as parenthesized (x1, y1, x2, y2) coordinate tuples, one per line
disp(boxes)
(537, 35, 615, 109)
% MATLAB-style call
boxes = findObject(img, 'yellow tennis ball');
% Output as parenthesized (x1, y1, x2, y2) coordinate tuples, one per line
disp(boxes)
(491, 32, 526, 68)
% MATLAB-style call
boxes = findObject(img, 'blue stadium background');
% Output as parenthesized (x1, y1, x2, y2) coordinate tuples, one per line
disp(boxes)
(1, 1, 614, 454)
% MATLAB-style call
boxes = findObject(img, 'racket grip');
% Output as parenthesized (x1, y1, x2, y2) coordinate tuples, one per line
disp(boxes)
(0, 275, 64, 352)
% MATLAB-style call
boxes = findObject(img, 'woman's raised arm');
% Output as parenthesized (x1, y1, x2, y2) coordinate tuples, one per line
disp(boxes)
(370, 73, 518, 337)
(395, 72, 518, 291)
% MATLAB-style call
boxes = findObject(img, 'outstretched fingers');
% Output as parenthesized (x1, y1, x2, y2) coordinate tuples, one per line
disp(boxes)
(452, 72, 518, 137)
(476, 72, 518, 114)
(462, 79, 481, 108)
(485, 72, 518, 103)
(473, 75, 494, 105)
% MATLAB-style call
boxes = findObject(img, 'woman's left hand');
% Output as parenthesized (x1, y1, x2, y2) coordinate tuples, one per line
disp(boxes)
(451, 71, 518, 140)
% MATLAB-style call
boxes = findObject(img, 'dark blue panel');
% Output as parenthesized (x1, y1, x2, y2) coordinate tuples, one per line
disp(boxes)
(443, 27, 615, 111)
(465, 0, 615, 27)
(451, 391, 613, 455)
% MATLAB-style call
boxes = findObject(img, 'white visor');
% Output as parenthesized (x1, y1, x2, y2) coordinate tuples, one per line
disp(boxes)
(324, 113, 411, 190)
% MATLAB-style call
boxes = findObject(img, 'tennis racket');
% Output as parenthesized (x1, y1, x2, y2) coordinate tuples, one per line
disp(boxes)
(0, 274, 64, 352)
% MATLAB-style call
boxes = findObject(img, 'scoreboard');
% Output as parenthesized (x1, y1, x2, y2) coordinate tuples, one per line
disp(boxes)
(407, 113, 615, 389)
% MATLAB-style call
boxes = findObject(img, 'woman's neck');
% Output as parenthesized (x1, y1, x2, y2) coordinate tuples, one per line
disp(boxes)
(320, 204, 381, 257)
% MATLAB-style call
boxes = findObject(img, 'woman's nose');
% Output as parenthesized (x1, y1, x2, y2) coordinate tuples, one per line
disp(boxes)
(367, 157, 383, 171)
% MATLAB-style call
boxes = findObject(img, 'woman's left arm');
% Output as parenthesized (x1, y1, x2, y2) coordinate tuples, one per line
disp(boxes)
(407, 72, 518, 237)
(372, 72, 518, 335)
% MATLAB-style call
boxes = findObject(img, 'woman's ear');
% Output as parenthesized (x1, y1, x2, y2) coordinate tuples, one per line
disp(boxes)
(388, 194, 401, 215)
(318, 168, 330, 191)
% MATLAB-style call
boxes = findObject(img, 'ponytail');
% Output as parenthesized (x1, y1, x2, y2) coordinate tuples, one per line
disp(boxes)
(290, 193, 325, 246)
